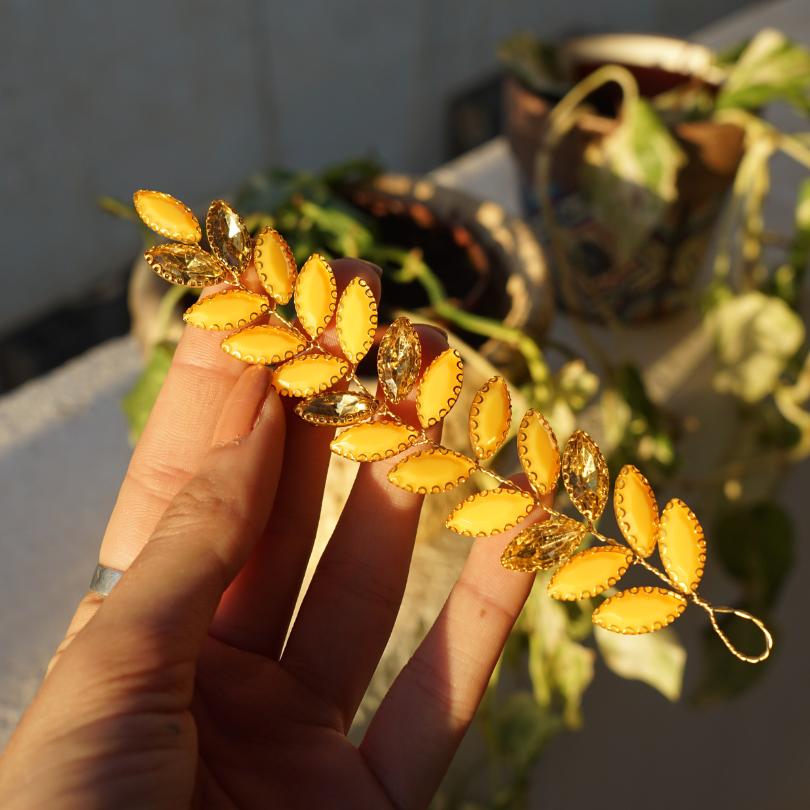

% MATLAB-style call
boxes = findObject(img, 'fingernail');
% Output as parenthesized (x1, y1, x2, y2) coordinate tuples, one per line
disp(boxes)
(212, 365, 272, 445)
(356, 259, 383, 277)
(419, 323, 449, 340)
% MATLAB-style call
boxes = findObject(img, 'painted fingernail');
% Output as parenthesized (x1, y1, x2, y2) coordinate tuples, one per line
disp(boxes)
(418, 324, 449, 340)
(212, 365, 272, 445)
(356, 259, 383, 277)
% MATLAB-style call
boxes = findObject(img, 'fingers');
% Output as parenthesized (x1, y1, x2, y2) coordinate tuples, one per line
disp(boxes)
(208, 259, 382, 656)
(49, 366, 285, 703)
(281, 325, 449, 730)
(360, 493, 549, 810)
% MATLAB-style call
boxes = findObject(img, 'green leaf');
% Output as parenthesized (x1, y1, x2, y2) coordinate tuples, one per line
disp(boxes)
(498, 33, 563, 95)
(709, 291, 805, 403)
(486, 692, 561, 770)
(582, 97, 685, 263)
(714, 501, 794, 610)
(594, 626, 686, 701)
(122, 342, 175, 445)
(717, 29, 810, 115)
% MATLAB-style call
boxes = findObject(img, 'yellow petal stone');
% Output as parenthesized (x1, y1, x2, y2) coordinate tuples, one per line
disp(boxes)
(336, 277, 377, 365)
(133, 189, 201, 243)
(144, 243, 227, 287)
(271, 353, 348, 397)
(295, 391, 379, 427)
(206, 199, 252, 277)
(416, 348, 463, 429)
(500, 514, 586, 572)
(377, 317, 421, 403)
(254, 227, 297, 304)
(183, 289, 271, 330)
(295, 254, 337, 338)
(657, 498, 706, 594)
(561, 430, 609, 521)
(330, 418, 421, 461)
(614, 465, 659, 558)
(469, 376, 512, 461)
(517, 410, 560, 496)
(592, 586, 687, 635)
(221, 324, 307, 365)
(445, 486, 536, 537)
(547, 546, 633, 600)
(388, 448, 476, 494)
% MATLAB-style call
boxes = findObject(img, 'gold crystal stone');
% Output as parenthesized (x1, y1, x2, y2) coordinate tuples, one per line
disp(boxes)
(206, 199, 252, 277)
(445, 486, 536, 537)
(501, 514, 586, 572)
(295, 254, 337, 338)
(469, 375, 512, 460)
(377, 317, 422, 403)
(592, 586, 687, 635)
(614, 465, 659, 558)
(144, 243, 227, 287)
(133, 189, 201, 243)
(517, 410, 561, 496)
(336, 277, 377, 365)
(416, 348, 463, 429)
(330, 418, 421, 461)
(387, 448, 476, 494)
(184, 289, 271, 330)
(272, 353, 348, 397)
(657, 498, 706, 594)
(295, 391, 379, 427)
(561, 430, 609, 521)
(221, 324, 307, 365)
(547, 546, 633, 600)
(254, 227, 297, 305)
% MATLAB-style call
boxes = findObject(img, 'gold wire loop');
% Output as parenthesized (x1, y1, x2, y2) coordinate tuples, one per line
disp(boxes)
(701, 603, 774, 664)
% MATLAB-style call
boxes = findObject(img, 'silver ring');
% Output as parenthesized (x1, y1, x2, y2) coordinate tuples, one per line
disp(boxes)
(89, 564, 124, 596)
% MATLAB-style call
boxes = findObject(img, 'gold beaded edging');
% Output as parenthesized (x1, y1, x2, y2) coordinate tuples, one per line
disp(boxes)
(205, 199, 252, 279)
(329, 419, 421, 462)
(416, 348, 464, 428)
(469, 375, 512, 461)
(271, 353, 349, 397)
(133, 189, 202, 243)
(254, 226, 298, 305)
(517, 410, 561, 496)
(388, 447, 476, 494)
(220, 324, 307, 365)
(547, 545, 634, 601)
(336, 276, 378, 365)
(294, 253, 338, 338)
(294, 392, 380, 427)
(658, 498, 707, 594)
(182, 289, 271, 330)
(613, 464, 659, 558)
(444, 486, 536, 538)
(592, 586, 688, 635)
(561, 430, 609, 521)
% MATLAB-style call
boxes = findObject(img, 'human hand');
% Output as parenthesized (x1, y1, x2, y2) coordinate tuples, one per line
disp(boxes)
(0, 259, 541, 809)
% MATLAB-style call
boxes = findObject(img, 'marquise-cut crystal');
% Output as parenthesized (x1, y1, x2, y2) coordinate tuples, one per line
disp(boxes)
(377, 317, 421, 403)
(561, 430, 609, 521)
(206, 199, 252, 275)
(295, 391, 379, 427)
(144, 243, 227, 287)
(501, 514, 586, 572)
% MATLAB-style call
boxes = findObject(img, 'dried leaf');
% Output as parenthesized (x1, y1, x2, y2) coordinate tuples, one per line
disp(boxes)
(295, 253, 337, 338)
(206, 199, 252, 277)
(614, 465, 659, 558)
(183, 289, 271, 330)
(517, 410, 560, 496)
(144, 243, 227, 287)
(592, 586, 687, 635)
(469, 376, 512, 460)
(336, 277, 377, 365)
(330, 418, 421, 461)
(272, 353, 348, 397)
(658, 498, 707, 594)
(295, 390, 379, 427)
(221, 324, 307, 365)
(547, 546, 633, 601)
(254, 227, 297, 305)
(133, 189, 201, 243)
(446, 486, 536, 537)
(561, 430, 609, 521)
(416, 348, 464, 429)
(388, 448, 476, 494)
(501, 514, 586, 572)
(377, 317, 421, 403)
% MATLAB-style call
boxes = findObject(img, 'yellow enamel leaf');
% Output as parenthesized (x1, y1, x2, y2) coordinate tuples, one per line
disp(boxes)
(501, 514, 586, 572)
(614, 465, 659, 558)
(416, 348, 463, 429)
(144, 243, 226, 287)
(561, 430, 609, 521)
(295, 391, 379, 427)
(133, 189, 201, 243)
(469, 376, 512, 460)
(337, 277, 378, 364)
(295, 254, 337, 338)
(657, 499, 707, 594)
(272, 353, 348, 397)
(221, 324, 306, 365)
(388, 448, 476, 494)
(517, 410, 560, 496)
(592, 587, 687, 635)
(548, 546, 633, 601)
(330, 418, 421, 461)
(377, 317, 421, 403)
(254, 227, 297, 304)
(206, 199, 252, 276)
(445, 486, 536, 537)
(183, 290, 271, 330)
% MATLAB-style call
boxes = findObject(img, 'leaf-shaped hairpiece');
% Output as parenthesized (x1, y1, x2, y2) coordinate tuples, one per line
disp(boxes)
(133, 189, 774, 665)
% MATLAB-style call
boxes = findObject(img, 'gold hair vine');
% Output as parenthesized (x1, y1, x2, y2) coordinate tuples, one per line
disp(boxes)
(132, 189, 774, 664)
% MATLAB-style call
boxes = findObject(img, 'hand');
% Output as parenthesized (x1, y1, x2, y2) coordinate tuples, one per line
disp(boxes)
(0, 260, 539, 809)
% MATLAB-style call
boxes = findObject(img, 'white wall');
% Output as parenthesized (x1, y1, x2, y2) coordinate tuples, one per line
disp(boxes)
(0, 0, 755, 335)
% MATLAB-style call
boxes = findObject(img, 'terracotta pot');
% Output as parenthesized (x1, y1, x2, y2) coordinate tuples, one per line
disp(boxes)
(504, 34, 745, 323)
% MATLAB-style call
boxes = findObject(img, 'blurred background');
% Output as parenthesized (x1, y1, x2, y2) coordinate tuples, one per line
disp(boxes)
(2, 1, 810, 809)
